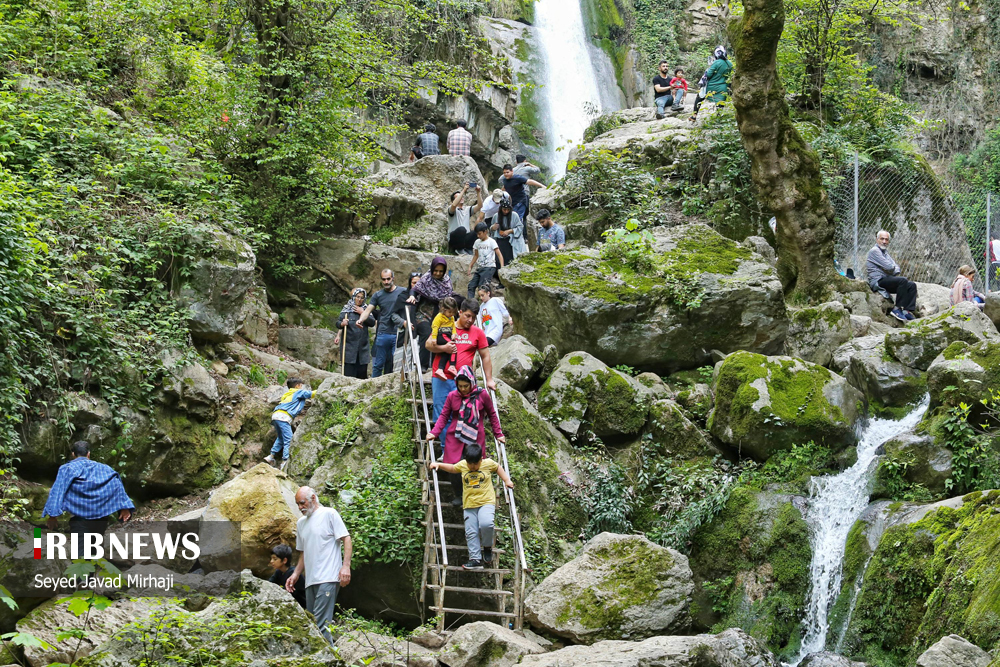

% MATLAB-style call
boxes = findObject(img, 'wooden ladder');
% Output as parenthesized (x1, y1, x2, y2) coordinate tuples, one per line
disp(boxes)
(403, 309, 527, 631)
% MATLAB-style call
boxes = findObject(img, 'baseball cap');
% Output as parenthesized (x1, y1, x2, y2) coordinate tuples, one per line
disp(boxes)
(491, 189, 504, 203)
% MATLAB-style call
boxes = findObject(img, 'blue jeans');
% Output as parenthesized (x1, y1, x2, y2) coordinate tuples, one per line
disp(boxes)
(372, 333, 397, 378)
(270, 419, 294, 459)
(512, 198, 528, 222)
(672, 89, 685, 108)
(655, 95, 671, 114)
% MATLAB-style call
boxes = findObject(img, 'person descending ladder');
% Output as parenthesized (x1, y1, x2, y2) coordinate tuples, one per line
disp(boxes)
(401, 307, 527, 631)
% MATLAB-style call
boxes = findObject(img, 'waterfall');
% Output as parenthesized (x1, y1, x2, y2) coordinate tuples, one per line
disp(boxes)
(533, 0, 622, 177)
(788, 397, 929, 666)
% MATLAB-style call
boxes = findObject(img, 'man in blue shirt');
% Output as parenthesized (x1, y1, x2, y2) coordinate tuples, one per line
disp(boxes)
(499, 164, 544, 222)
(535, 209, 566, 251)
(43, 441, 134, 538)
(264, 377, 313, 468)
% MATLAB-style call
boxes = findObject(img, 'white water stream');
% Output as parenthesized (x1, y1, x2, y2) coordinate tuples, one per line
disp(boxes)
(533, 0, 622, 177)
(788, 397, 929, 666)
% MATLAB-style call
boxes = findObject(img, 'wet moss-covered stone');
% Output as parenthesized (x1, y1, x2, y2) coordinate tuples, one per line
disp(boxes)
(709, 352, 863, 461)
(885, 301, 998, 371)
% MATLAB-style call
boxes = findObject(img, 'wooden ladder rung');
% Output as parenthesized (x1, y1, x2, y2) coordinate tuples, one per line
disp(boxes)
(426, 585, 512, 596)
(423, 521, 507, 532)
(427, 564, 512, 574)
(429, 606, 517, 618)
(442, 545, 506, 553)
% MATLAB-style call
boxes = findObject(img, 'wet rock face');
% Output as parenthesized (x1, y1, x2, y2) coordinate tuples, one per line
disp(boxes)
(884, 301, 998, 371)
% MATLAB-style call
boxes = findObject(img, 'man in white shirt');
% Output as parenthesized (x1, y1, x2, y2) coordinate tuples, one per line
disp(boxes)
(448, 184, 482, 254)
(476, 285, 511, 347)
(286, 486, 352, 643)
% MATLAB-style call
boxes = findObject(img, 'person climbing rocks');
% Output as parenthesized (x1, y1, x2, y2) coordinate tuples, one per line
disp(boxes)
(447, 184, 482, 254)
(426, 363, 505, 504)
(357, 269, 404, 378)
(512, 155, 541, 212)
(468, 222, 503, 300)
(866, 230, 918, 322)
(428, 441, 513, 569)
(535, 209, 565, 251)
(286, 486, 352, 643)
(43, 440, 134, 539)
(950, 265, 985, 309)
(477, 284, 511, 347)
(476, 188, 506, 224)
(417, 123, 440, 156)
(499, 164, 544, 222)
(690, 46, 733, 123)
(490, 196, 526, 265)
(334, 288, 375, 379)
(446, 119, 473, 156)
(268, 544, 307, 609)
(653, 60, 674, 119)
(265, 377, 314, 469)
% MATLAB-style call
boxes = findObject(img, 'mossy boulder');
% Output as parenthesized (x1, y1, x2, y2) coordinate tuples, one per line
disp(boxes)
(785, 302, 853, 368)
(537, 352, 652, 441)
(843, 491, 1000, 664)
(925, 339, 1000, 415)
(708, 352, 863, 461)
(438, 621, 546, 667)
(884, 301, 998, 371)
(77, 571, 333, 667)
(874, 430, 952, 499)
(524, 532, 693, 644)
(843, 339, 926, 418)
(500, 224, 788, 374)
(688, 487, 812, 661)
(644, 399, 721, 460)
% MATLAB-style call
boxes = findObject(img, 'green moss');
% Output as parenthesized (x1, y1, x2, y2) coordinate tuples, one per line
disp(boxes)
(555, 538, 675, 638)
(568, 355, 584, 365)
(714, 351, 846, 449)
(942, 341, 971, 361)
(587, 369, 647, 435)
(369, 216, 419, 244)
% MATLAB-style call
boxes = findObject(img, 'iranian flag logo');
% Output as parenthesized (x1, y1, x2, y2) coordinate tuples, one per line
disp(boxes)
(33, 527, 41, 559)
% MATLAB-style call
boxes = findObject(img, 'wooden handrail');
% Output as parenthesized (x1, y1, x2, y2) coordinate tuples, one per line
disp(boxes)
(405, 307, 448, 567)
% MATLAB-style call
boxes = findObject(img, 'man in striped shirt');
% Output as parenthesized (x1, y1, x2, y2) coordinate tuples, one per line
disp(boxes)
(43, 441, 134, 539)
(446, 119, 473, 156)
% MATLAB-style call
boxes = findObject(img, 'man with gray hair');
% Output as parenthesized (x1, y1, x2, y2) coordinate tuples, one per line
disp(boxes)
(866, 230, 917, 322)
(286, 486, 352, 643)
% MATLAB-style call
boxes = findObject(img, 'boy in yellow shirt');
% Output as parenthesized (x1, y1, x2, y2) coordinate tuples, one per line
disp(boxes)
(430, 444, 514, 569)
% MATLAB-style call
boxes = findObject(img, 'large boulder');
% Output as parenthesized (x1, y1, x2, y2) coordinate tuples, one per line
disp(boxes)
(708, 352, 863, 461)
(785, 302, 854, 368)
(915, 635, 991, 667)
(519, 628, 778, 667)
(175, 225, 256, 343)
(224, 341, 336, 385)
(438, 621, 546, 667)
(645, 399, 720, 459)
(925, 339, 1000, 411)
(277, 326, 340, 370)
(843, 339, 926, 416)
(160, 349, 220, 420)
(501, 224, 788, 374)
(876, 430, 952, 498)
(831, 335, 883, 374)
(334, 630, 439, 667)
(537, 352, 652, 440)
(17, 597, 183, 667)
(490, 334, 542, 392)
(77, 571, 332, 666)
(884, 301, 998, 370)
(914, 281, 953, 318)
(197, 463, 302, 575)
(525, 532, 693, 644)
(236, 280, 278, 347)
(569, 113, 693, 164)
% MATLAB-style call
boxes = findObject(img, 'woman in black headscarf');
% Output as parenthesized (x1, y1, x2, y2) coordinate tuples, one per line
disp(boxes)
(334, 288, 375, 379)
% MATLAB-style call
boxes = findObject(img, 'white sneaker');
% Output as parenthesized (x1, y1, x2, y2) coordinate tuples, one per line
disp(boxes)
(264, 454, 276, 465)
(279, 458, 290, 471)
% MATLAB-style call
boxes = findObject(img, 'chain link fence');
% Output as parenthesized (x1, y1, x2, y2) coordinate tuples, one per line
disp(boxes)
(829, 154, 1000, 292)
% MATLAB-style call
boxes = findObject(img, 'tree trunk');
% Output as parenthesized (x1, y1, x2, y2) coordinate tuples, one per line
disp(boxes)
(728, 0, 838, 302)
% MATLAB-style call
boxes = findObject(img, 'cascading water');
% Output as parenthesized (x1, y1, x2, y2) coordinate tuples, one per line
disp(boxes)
(533, 0, 622, 177)
(788, 397, 930, 666)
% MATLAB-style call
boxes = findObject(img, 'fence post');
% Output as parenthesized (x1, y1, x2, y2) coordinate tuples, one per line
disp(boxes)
(988, 192, 992, 293)
(853, 152, 859, 275)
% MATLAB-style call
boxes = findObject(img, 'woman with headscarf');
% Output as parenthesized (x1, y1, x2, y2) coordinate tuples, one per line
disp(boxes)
(408, 257, 464, 415)
(334, 288, 375, 379)
(427, 366, 504, 503)
(490, 196, 527, 265)
(690, 45, 733, 123)
(394, 271, 432, 369)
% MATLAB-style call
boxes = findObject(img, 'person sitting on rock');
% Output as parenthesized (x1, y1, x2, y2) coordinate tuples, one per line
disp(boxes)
(950, 265, 985, 309)
(268, 544, 306, 609)
(448, 184, 482, 255)
(669, 68, 688, 111)
(866, 230, 918, 322)
(446, 119, 473, 156)
(265, 377, 314, 468)
(490, 195, 526, 264)
(652, 60, 673, 119)
(535, 209, 565, 251)
(429, 439, 513, 569)
(417, 123, 440, 156)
